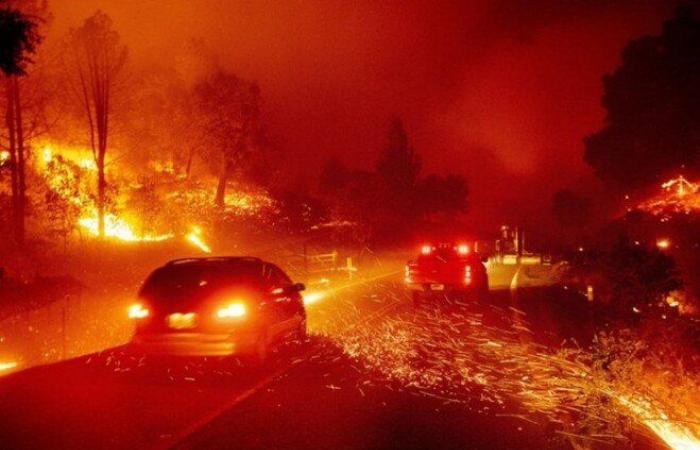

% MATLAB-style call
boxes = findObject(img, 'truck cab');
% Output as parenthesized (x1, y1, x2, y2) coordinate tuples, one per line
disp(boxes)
(405, 242, 489, 304)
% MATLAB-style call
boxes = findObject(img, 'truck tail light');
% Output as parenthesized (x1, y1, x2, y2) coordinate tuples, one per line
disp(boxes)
(464, 266, 472, 285)
(217, 302, 247, 319)
(456, 244, 470, 255)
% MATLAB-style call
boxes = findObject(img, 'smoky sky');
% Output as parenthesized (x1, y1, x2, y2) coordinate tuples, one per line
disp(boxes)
(48, 0, 676, 228)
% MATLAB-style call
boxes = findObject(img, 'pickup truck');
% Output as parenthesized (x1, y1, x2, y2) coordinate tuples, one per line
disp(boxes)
(405, 243, 489, 304)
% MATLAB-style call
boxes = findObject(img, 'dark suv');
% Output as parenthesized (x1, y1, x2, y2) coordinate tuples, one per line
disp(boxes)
(129, 257, 306, 362)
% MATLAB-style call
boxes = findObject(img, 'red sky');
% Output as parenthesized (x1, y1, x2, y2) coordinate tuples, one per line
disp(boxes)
(48, 0, 675, 227)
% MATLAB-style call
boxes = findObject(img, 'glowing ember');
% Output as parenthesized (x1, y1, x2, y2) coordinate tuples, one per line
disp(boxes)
(186, 226, 212, 253)
(656, 238, 671, 250)
(332, 303, 700, 450)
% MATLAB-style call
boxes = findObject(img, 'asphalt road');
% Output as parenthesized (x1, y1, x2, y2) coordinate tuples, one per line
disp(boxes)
(0, 264, 668, 450)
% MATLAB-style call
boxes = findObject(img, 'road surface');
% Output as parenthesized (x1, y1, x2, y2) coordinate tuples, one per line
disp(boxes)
(0, 262, 667, 450)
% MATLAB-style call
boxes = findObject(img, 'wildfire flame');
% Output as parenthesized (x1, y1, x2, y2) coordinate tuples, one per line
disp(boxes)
(615, 395, 700, 450)
(639, 175, 700, 217)
(662, 175, 698, 197)
(42, 145, 96, 171)
(186, 226, 212, 253)
(34, 141, 276, 254)
(78, 214, 174, 242)
(37, 142, 223, 248)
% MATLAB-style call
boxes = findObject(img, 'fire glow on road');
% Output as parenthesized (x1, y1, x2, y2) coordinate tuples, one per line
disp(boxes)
(302, 291, 326, 306)
(303, 270, 402, 307)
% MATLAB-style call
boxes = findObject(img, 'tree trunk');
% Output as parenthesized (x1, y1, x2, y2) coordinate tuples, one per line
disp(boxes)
(5, 77, 20, 245)
(185, 149, 193, 179)
(215, 167, 227, 208)
(13, 77, 26, 246)
(97, 152, 106, 237)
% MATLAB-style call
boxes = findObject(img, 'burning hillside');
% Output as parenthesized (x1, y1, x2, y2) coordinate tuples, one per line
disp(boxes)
(12, 141, 277, 252)
(638, 176, 700, 219)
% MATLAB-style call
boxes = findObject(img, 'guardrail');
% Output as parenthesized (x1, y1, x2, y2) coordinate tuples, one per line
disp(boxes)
(301, 249, 358, 280)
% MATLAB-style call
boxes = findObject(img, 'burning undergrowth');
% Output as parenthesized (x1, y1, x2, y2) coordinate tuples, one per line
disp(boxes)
(331, 301, 700, 449)
(13, 142, 278, 249)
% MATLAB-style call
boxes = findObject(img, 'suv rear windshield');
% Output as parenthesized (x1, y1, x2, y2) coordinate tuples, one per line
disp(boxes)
(139, 261, 274, 301)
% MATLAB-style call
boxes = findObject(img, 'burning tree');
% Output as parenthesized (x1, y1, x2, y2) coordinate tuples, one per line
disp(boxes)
(64, 11, 127, 238)
(42, 155, 82, 249)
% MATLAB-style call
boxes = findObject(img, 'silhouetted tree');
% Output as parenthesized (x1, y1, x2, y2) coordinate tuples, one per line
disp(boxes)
(0, 4, 38, 76)
(377, 119, 421, 193)
(585, 6, 700, 188)
(65, 11, 127, 237)
(319, 121, 469, 243)
(1, 3, 41, 245)
(551, 188, 591, 228)
(416, 174, 468, 217)
(319, 157, 351, 194)
(365, 118, 423, 241)
(193, 70, 262, 207)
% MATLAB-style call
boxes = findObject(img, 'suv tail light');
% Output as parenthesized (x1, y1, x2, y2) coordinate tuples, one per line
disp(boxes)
(464, 266, 472, 285)
(216, 302, 247, 319)
(128, 303, 150, 319)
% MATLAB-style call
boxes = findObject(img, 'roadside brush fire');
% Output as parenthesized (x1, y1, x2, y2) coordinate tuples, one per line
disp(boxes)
(31, 142, 275, 252)
(333, 304, 700, 449)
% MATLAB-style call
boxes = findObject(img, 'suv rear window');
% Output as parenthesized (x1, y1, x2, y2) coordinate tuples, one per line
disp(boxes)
(139, 261, 270, 301)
